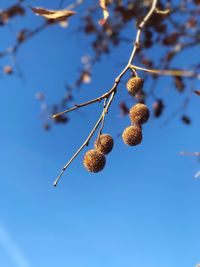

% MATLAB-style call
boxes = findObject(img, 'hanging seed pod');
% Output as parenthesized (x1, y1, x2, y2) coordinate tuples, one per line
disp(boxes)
(122, 125, 142, 146)
(126, 77, 144, 96)
(94, 134, 114, 155)
(83, 149, 106, 173)
(129, 103, 150, 125)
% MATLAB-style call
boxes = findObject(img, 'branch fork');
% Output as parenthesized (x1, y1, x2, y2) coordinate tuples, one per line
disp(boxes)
(53, 0, 159, 187)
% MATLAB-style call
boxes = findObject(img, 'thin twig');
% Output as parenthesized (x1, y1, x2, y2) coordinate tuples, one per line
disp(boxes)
(65, 0, 84, 10)
(52, 91, 110, 118)
(98, 98, 107, 138)
(130, 65, 196, 78)
(155, 8, 170, 15)
(54, 90, 116, 186)
(53, 0, 158, 186)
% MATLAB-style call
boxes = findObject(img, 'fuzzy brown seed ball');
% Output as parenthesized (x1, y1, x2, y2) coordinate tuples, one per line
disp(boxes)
(126, 77, 144, 96)
(129, 103, 150, 125)
(83, 149, 106, 173)
(94, 134, 114, 155)
(122, 126, 143, 146)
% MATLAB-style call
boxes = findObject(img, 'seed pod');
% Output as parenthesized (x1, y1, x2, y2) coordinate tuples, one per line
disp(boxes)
(83, 149, 106, 173)
(129, 103, 150, 125)
(126, 77, 144, 96)
(153, 99, 164, 117)
(94, 134, 114, 155)
(122, 126, 142, 146)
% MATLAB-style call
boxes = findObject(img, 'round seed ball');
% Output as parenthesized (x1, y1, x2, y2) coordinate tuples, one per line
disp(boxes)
(126, 77, 144, 96)
(129, 103, 150, 125)
(83, 149, 106, 173)
(122, 126, 142, 146)
(94, 134, 114, 155)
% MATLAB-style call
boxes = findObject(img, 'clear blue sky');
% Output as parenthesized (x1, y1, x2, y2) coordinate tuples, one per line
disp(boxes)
(0, 1, 200, 267)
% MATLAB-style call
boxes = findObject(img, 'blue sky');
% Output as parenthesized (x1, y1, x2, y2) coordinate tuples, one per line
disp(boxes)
(0, 1, 200, 267)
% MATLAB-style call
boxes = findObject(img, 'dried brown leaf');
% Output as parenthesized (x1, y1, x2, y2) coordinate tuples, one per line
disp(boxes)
(99, 0, 109, 25)
(153, 99, 164, 118)
(193, 90, 200, 96)
(81, 71, 91, 84)
(0, 5, 25, 24)
(119, 102, 129, 116)
(31, 7, 75, 23)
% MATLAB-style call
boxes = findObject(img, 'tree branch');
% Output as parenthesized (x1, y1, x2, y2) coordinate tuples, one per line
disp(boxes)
(131, 65, 197, 78)
(53, 0, 159, 187)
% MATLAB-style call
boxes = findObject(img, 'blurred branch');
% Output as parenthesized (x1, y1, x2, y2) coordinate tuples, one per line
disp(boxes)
(0, 0, 84, 58)
(131, 65, 197, 78)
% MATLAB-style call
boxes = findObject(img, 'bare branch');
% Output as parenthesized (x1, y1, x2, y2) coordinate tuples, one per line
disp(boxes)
(52, 91, 111, 118)
(53, 0, 159, 186)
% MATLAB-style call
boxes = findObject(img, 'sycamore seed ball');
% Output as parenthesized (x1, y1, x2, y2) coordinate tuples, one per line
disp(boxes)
(122, 125, 142, 146)
(126, 77, 144, 96)
(129, 103, 150, 125)
(94, 134, 114, 155)
(83, 149, 106, 173)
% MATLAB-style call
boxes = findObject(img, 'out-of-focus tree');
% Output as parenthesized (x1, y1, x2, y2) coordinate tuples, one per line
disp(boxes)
(1, 0, 200, 183)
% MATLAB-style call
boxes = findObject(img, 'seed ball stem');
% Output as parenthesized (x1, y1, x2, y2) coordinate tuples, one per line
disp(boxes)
(122, 125, 143, 146)
(94, 134, 114, 155)
(83, 149, 106, 173)
(129, 103, 150, 125)
(126, 77, 144, 96)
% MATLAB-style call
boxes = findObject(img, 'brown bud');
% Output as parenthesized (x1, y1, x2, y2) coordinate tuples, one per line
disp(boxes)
(17, 29, 27, 43)
(129, 103, 150, 125)
(94, 134, 114, 155)
(174, 76, 185, 92)
(53, 115, 68, 124)
(163, 32, 179, 46)
(3, 65, 13, 74)
(43, 123, 51, 131)
(122, 126, 142, 146)
(83, 149, 106, 173)
(126, 77, 144, 96)
(119, 101, 129, 116)
(153, 99, 164, 118)
(181, 115, 191, 125)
